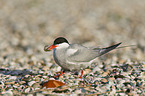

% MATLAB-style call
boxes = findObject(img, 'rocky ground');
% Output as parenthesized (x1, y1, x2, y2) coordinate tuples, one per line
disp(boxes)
(0, 0, 145, 95)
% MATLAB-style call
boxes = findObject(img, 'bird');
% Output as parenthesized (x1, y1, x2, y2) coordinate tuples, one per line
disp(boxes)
(44, 37, 121, 78)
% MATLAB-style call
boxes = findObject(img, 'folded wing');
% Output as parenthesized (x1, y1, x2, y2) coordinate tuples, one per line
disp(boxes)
(66, 43, 121, 63)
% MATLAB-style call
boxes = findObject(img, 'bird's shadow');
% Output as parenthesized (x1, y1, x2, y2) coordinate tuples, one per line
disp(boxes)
(0, 68, 36, 76)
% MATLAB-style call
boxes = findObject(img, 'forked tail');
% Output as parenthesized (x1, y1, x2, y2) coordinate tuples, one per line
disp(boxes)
(99, 42, 122, 56)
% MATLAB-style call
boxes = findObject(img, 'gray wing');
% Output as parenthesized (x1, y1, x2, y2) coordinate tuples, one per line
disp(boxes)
(66, 44, 99, 62)
(66, 43, 121, 62)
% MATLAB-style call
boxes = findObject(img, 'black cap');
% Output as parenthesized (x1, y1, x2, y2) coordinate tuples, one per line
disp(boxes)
(53, 37, 69, 45)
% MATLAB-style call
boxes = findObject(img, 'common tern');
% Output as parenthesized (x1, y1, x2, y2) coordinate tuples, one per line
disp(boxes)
(44, 37, 121, 78)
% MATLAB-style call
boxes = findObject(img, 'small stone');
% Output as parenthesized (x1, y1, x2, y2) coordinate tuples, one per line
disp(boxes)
(9, 76, 17, 80)
(73, 89, 82, 94)
(137, 89, 142, 94)
(19, 81, 26, 84)
(100, 78, 108, 84)
(53, 85, 69, 93)
(94, 80, 99, 85)
(127, 93, 134, 96)
(22, 76, 32, 81)
(17, 85, 25, 91)
(27, 94, 34, 96)
(0, 81, 4, 87)
(13, 85, 19, 89)
(42, 76, 47, 79)
(93, 67, 101, 72)
(2, 90, 13, 96)
(32, 83, 40, 88)
(102, 72, 109, 77)
(84, 69, 92, 74)
(24, 87, 31, 93)
(24, 75, 31, 78)
(108, 77, 115, 81)
(28, 81, 36, 86)
(35, 93, 46, 96)
(5, 81, 15, 85)
(118, 93, 126, 95)
(80, 88, 86, 93)
(136, 80, 143, 87)
(38, 70, 44, 74)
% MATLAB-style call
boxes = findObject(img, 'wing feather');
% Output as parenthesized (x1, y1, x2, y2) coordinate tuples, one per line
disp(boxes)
(66, 44, 98, 62)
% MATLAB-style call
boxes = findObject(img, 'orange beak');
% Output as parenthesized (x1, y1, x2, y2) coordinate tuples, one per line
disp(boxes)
(44, 45, 58, 51)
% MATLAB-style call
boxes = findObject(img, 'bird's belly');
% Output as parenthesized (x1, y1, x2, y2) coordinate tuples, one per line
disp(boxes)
(53, 57, 79, 71)
(63, 61, 92, 71)
(54, 57, 90, 71)
(54, 57, 95, 72)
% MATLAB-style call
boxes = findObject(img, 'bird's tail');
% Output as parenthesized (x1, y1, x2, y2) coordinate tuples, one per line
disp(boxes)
(99, 42, 122, 56)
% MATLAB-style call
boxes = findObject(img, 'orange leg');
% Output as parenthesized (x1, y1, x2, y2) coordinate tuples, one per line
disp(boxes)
(80, 70, 84, 78)
(54, 71, 64, 78)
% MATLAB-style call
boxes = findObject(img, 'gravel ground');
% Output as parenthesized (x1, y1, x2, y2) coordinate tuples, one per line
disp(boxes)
(0, 56, 145, 95)
(0, 0, 145, 95)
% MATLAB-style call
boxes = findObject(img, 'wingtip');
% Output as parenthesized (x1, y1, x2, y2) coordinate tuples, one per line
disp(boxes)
(99, 42, 122, 56)
(119, 42, 122, 44)
(113, 42, 122, 48)
(103, 42, 122, 51)
(116, 42, 122, 46)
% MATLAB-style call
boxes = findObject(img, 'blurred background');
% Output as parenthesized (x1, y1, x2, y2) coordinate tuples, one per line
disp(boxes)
(0, 0, 145, 62)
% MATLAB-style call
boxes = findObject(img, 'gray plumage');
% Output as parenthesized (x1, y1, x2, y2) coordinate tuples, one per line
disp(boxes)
(53, 42, 121, 71)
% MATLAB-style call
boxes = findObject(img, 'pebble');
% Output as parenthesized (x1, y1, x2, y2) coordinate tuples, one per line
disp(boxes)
(108, 77, 115, 81)
(28, 81, 36, 86)
(24, 87, 31, 93)
(22, 76, 32, 82)
(0, 55, 144, 95)
(53, 85, 69, 93)
(101, 78, 108, 84)
(73, 89, 82, 94)
(35, 93, 45, 96)
(9, 76, 17, 80)
(2, 90, 13, 96)
(13, 84, 19, 88)
(27, 94, 34, 96)
(136, 80, 143, 87)
(102, 72, 109, 77)
(84, 69, 92, 74)
(5, 81, 15, 85)
(24, 75, 31, 78)
(19, 81, 26, 84)
(93, 67, 101, 72)
(42, 76, 48, 79)
(32, 83, 40, 88)
(38, 70, 44, 74)
(80, 88, 86, 93)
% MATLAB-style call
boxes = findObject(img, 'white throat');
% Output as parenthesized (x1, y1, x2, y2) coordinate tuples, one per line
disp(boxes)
(56, 42, 69, 49)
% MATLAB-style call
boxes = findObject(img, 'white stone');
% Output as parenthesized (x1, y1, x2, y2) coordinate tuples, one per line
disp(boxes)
(9, 76, 17, 80)
(28, 81, 36, 86)
(24, 87, 31, 93)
